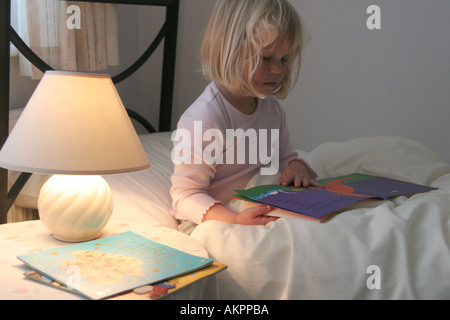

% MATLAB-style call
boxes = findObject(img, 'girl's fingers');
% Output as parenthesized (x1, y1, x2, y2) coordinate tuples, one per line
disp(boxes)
(309, 180, 324, 188)
(249, 205, 273, 217)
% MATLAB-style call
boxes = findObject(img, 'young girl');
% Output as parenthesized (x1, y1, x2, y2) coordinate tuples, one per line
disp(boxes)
(170, 0, 318, 228)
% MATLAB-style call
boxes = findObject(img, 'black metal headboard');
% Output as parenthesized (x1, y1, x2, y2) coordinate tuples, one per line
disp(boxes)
(0, 0, 180, 223)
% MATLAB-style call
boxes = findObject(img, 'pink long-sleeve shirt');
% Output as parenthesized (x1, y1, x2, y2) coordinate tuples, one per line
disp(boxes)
(170, 82, 316, 224)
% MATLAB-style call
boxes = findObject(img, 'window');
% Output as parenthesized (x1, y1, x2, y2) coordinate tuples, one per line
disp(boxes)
(10, 0, 119, 78)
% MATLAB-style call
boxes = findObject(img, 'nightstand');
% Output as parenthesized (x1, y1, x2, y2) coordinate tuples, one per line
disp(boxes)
(0, 219, 220, 300)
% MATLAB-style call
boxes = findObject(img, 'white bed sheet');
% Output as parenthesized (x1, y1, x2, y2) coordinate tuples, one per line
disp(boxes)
(190, 136, 450, 299)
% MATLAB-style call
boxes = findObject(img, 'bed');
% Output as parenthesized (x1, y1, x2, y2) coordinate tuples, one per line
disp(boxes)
(108, 134, 450, 300)
(2, 1, 450, 301)
(6, 131, 450, 299)
(98, 135, 450, 299)
(191, 136, 450, 299)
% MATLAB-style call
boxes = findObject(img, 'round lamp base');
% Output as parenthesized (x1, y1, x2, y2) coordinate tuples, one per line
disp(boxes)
(38, 175, 114, 242)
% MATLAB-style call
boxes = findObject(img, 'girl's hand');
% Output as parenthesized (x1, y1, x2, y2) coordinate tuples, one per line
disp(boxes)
(204, 203, 277, 226)
(235, 205, 278, 225)
(279, 160, 322, 188)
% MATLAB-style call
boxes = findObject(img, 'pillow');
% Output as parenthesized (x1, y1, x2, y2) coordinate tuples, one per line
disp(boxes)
(8, 171, 49, 209)
(105, 132, 179, 229)
(305, 136, 450, 185)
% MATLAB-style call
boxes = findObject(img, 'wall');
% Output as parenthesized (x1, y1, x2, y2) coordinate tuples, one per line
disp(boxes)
(284, 0, 450, 162)
(9, 0, 450, 163)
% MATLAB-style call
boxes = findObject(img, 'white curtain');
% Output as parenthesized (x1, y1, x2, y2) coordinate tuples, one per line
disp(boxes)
(17, 0, 119, 79)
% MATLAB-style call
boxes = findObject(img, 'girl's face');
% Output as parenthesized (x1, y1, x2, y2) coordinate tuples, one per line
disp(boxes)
(251, 37, 290, 98)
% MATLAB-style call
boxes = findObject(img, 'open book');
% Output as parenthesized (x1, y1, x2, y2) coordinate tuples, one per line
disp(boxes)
(233, 173, 437, 221)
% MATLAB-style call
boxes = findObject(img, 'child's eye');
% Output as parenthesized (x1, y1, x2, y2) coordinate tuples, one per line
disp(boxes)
(262, 56, 289, 63)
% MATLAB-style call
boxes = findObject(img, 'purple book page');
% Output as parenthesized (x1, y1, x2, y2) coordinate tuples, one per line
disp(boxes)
(348, 177, 436, 199)
(253, 188, 372, 220)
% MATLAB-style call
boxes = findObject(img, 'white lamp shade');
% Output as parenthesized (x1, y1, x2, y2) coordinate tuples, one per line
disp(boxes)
(0, 71, 150, 175)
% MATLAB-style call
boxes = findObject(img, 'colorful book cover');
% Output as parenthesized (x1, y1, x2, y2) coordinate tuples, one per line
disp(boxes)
(111, 261, 227, 300)
(233, 173, 437, 220)
(17, 231, 213, 299)
(24, 261, 227, 300)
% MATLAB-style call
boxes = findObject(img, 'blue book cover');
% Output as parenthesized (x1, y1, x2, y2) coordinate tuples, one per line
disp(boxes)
(17, 231, 213, 299)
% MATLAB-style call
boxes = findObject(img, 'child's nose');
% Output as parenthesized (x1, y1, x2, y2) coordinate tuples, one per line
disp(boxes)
(270, 61, 283, 75)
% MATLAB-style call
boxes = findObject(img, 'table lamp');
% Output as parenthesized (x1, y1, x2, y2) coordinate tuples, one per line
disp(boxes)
(0, 71, 150, 242)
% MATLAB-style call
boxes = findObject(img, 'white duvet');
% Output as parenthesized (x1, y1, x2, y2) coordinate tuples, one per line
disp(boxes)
(190, 136, 450, 299)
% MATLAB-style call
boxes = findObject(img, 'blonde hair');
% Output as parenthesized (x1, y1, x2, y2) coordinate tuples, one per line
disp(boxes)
(200, 0, 305, 99)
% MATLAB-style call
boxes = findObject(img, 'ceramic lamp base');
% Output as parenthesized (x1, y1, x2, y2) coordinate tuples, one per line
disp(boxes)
(38, 175, 114, 242)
